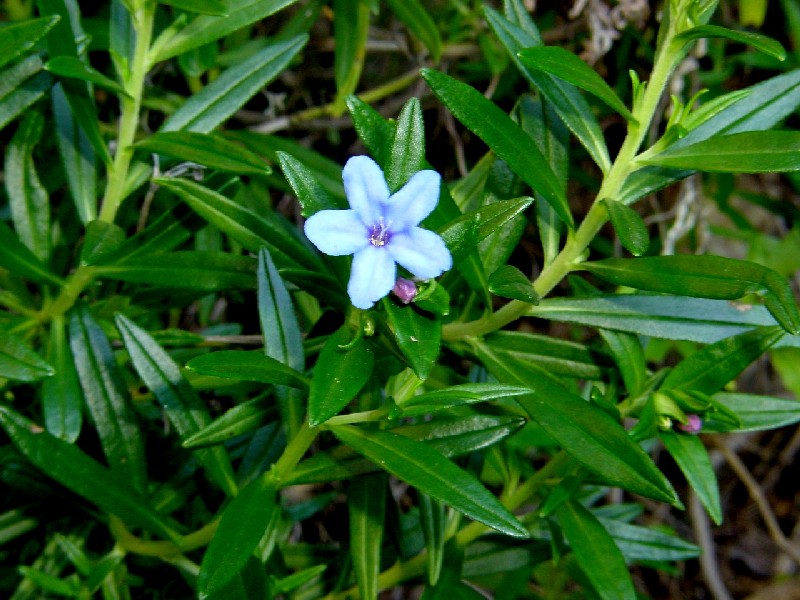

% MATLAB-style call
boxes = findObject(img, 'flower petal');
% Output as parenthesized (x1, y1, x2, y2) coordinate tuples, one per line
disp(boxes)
(304, 210, 369, 256)
(348, 246, 396, 309)
(388, 228, 452, 279)
(384, 170, 441, 231)
(343, 156, 390, 225)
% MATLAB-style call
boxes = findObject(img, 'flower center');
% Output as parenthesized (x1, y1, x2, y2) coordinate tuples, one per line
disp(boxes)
(368, 220, 391, 247)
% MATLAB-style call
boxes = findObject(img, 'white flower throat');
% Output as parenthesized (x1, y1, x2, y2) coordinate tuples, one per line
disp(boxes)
(368, 218, 391, 247)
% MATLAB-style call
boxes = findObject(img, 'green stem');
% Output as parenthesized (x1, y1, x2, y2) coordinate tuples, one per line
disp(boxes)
(4, 0, 30, 20)
(442, 14, 685, 343)
(99, 1, 156, 223)
(36, 266, 95, 322)
(272, 421, 318, 483)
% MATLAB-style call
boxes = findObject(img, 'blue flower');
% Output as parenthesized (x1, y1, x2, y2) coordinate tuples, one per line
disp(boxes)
(304, 156, 452, 309)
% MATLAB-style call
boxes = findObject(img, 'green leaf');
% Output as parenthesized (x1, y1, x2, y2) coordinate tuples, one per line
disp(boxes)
(482, 331, 606, 380)
(0, 56, 52, 133)
(439, 196, 533, 262)
(97, 251, 257, 292)
(660, 430, 722, 524)
(528, 294, 781, 343)
(384, 0, 441, 60)
(484, 6, 611, 174)
(421, 68, 572, 227)
(0, 15, 60, 71)
(661, 326, 784, 395)
(581, 255, 800, 335)
(386, 97, 426, 192)
(53, 83, 96, 224)
(0, 331, 54, 382)
(135, 132, 271, 175)
(44, 56, 129, 96)
(643, 130, 800, 173)
(676, 24, 786, 61)
(419, 493, 446, 585)
(488, 265, 538, 303)
(115, 314, 238, 496)
(186, 350, 309, 390)
(399, 383, 531, 416)
(349, 474, 386, 600)
(0, 221, 62, 286)
(69, 307, 147, 493)
(518, 47, 636, 122)
(276, 150, 344, 217)
(308, 326, 374, 426)
(42, 318, 82, 442)
(151, 0, 298, 61)
(555, 499, 636, 600)
(258, 247, 306, 436)
(80, 221, 125, 266)
(598, 516, 700, 562)
(37, 0, 111, 165)
(287, 415, 524, 485)
(0, 406, 180, 541)
(162, 35, 308, 133)
(331, 424, 529, 538)
(5, 111, 50, 262)
(198, 473, 278, 598)
(602, 200, 649, 256)
(154, 177, 319, 271)
(159, 0, 228, 15)
(599, 330, 647, 396)
(182, 396, 276, 448)
(476, 341, 679, 505)
(704, 392, 800, 432)
(382, 299, 441, 380)
(346, 95, 395, 168)
(332, 0, 370, 114)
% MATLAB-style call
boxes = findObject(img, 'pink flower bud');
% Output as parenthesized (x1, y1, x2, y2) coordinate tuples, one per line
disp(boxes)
(392, 278, 417, 304)
(677, 414, 702, 434)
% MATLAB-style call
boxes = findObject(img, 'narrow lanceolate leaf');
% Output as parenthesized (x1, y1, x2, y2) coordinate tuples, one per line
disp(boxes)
(5, 111, 50, 262)
(259, 247, 306, 436)
(602, 200, 649, 256)
(136, 132, 271, 175)
(346, 95, 396, 168)
(419, 493, 446, 586)
(97, 251, 257, 292)
(384, 0, 441, 60)
(421, 68, 572, 227)
(556, 499, 636, 600)
(42, 318, 82, 442)
(158, 0, 228, 15)
(660, 431, 722, 524)
(0, 221, 62, 286)
(385, 97, 426, 191)
(332, 0, 369, 114)
(198, 474, 278, 599)
(162, 36, 308, 133)
(349, 474, 387, 600)
(518, 47, 636, 122)
(115, 314, 237, 497)
(0, 56, 52, 133)
(598, 516, 700, 562)
(599, 330, 647, 397)
(308, 326, 374, 426)
(642, 131, 800, 173)
(277, 151, 344, 217)
(151, 0, 297, 61)
(45, 56, 129, 97)
(676, 25, 786, 61)
(488, 265, 539, 304)
(484, 6, 611, 174)
(182, 396, 275, 448)
(399, 383, 530, 416)
(0, 15, 60, 71)
(187, 351, 309, 390)
(0, 331, 54, 382)
(661, 326, 784, 395)
(69, 307, 147, 493)
(52, 83, 96, 224)
(332, 424, 529, 538)
(0, 406, 179, 542)
(581, 255, 800, 335)
(382, 298, 441, 381)
(476, 341, 679, 505)
(705, 392, 800, 432)
(154, 177, 319, 271)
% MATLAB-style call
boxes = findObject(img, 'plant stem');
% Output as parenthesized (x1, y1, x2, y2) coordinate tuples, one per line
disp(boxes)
(36, 266, 95, 322)
(99, 1, 156, 223)
(272, 420, 318, 483)
(442, 13, 685, 343)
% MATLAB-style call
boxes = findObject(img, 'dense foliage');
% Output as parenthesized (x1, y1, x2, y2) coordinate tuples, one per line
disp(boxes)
(1, 0, 800, 598)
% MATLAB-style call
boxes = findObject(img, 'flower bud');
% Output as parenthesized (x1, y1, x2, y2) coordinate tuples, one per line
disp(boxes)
(392, 277, 417, 304)
(677, 414, 703, 434)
